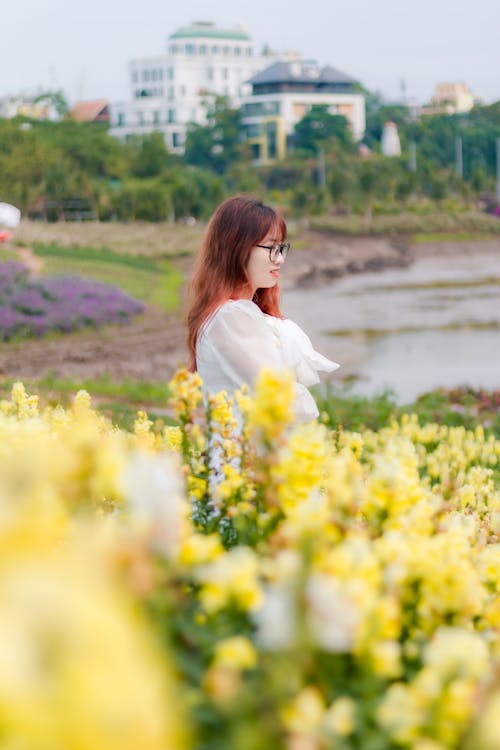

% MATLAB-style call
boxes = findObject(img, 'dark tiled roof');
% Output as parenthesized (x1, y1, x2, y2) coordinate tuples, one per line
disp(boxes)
(250, 61, 357, 86)
(319, 66, 358, 84)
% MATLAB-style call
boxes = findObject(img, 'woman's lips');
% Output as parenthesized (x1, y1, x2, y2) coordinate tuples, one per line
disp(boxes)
(270, 270, 280, 277)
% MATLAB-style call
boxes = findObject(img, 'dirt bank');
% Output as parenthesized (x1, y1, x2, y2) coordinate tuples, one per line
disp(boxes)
(282, 233, 412, 288)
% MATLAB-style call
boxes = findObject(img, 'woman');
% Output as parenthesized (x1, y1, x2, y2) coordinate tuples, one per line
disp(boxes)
(186, 195, 339, 421)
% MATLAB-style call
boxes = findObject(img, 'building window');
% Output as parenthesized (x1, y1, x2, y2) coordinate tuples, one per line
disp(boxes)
(172, 132, 182, 148)
(137, 111, 144, 126)
(117, 112, 125, 126)
(132, 71, 138, 83)
(242, 101, 280, 117)
(180, 85, 186, 97)
(266, 121, 278, 159)
(211, 45, 219, 54)
(222, 68, 228, 81)
(143, 70, 150, 82)
(151, 69, 157, 82)
(153, 110, 160, 125)
(168, 109, 175, 123)
(207, 67, 213, 81)
(185, 43, 195, 55)
(245, 123, 261, 138)
(168, 86, 174, 101)
(266, 101, 280, 115)
(199, 44, 207, 54)
(246, 48, 252, 56)
(158, 69, 163, 81)
(234, 46, 241, 56)
(167, 67, 173, 80)
(170, 44, 178, 54)
(223, 45, 230, 55)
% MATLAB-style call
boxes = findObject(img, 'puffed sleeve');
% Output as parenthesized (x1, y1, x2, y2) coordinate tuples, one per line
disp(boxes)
(293, 383, 320, 421)
(200, 300, 285, 391)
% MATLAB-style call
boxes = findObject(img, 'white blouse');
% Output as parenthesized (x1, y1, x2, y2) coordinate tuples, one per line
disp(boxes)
(196, 299, 339, 422)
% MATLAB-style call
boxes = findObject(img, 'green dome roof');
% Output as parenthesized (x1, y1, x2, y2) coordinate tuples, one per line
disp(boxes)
(169, 23, 251, 42)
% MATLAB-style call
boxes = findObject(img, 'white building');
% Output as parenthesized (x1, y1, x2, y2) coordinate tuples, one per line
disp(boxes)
(240, 60, 365, 162)
(110, 21, 274, 152)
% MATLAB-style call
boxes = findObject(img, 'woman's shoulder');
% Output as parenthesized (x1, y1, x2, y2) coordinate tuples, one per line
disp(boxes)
(212, 298, 263, 323)
(200, 299, 263, 339)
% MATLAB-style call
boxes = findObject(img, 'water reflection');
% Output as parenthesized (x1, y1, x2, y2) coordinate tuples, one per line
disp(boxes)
(283, 248, 500, 402)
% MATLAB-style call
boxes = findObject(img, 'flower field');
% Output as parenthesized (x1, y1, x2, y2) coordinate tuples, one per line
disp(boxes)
(0, 261, 145, 339)
(1, 371, 500, 750)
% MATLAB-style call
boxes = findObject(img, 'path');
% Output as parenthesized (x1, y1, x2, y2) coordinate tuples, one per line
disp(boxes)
(17, 247, 44, 275)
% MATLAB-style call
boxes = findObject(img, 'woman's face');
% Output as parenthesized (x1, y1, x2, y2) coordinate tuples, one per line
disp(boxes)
(246, 225, 286, 295)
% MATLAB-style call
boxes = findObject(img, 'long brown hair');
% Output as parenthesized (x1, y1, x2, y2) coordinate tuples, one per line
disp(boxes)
(186, 195, 286, 370)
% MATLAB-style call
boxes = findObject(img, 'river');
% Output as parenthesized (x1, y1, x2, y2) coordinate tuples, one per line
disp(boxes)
(283, 243, 500, 403)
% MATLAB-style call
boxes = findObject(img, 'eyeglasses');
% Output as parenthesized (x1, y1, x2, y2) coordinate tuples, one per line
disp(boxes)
(256, 242, 290, 263)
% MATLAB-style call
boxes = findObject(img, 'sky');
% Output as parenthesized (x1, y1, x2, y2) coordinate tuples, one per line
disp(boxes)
(2, 0, 499, 105)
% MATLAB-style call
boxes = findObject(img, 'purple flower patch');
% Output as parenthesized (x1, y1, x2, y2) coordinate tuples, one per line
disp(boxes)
(0, 261, 146, 340)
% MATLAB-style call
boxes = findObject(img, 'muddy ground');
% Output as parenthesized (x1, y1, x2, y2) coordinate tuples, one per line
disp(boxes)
(0, 233, 415, 381)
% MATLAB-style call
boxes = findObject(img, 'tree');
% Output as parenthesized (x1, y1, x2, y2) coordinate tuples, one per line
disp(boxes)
(33, 89, 69, 119)
(129, 133, 170, 178)
(294, 105, 353, 154)
(184, 96, 243, 174)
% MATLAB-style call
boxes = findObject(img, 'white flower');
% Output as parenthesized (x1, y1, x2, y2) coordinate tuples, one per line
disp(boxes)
(305, 574, 359, 652)
(253, 584, 296, 649)
(423, 626, 489, 680)
(121, 451, 187, 557)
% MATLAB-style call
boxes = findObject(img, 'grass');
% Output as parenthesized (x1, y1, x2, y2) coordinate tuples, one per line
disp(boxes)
(15, 220, 204, 258)
(343, 277, 500, 295)
(0, 246, 21, 261)
(32, 243, 183, 313)
(310, 211, 500, 237)
(412, 231, 498, 243)
(328, 321, 500, 338)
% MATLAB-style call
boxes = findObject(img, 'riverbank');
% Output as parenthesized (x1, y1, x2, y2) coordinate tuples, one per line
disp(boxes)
(0, 234, 497, 384)
(281, 232, 412, 288)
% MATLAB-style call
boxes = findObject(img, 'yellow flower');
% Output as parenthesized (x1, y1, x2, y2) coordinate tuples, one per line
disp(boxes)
(162, 425, 182, 451)
(134, 410, 155, 449)
(179, 533, 223, 566)
(168, 369, 203, 421)
(246, 369, 295, 441)
(281, 687, 325, 735)
(196, 547, 263, 613)
(213, 636, 257, 670)
(324, 696, 355, 736)
(370, 640, 402, 678)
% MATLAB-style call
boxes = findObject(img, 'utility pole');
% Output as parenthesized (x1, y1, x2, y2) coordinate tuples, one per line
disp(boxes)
(497, 139, 500, 203)
(409, 141, 417, 172)
(317, 147, 326, 188)
(455, 136, 463, 179)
